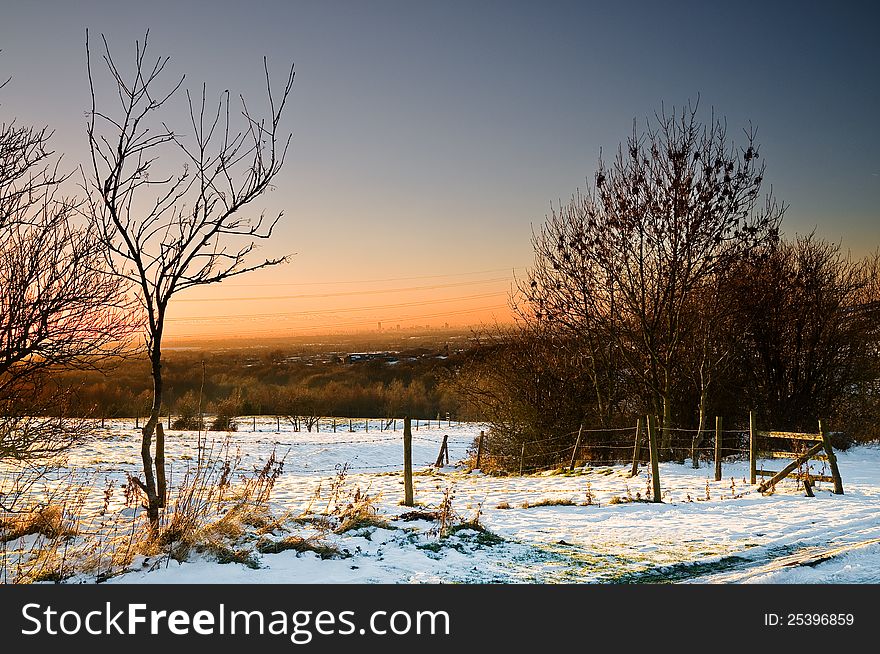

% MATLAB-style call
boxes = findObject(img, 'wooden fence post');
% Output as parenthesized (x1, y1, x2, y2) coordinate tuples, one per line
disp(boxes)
(818, 419, 844, 494)
(434, 434, 449, 468)
(135, 416, 139, 429)
(803, 477, 815, 497)
(630, 418, 642, 477)
(476, 430, 484, 470)
(101, 415, 105, 429)
(349, 418, 353, 432)
(253, 416, 256, 432)
(749, 410, 756, 485)
(569, 424, 584, 472)
(333, 418, 337, 433)
(365, 418, 369, 433)
(519, 442, 526, 476)
(714, 416, 723, 482)
(403, 416, 414, 506)
(155, 423, 166, 506)
(647, 414, 661, 503)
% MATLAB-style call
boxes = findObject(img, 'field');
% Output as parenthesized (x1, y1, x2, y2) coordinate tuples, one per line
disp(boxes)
(2, 419, 879, 584)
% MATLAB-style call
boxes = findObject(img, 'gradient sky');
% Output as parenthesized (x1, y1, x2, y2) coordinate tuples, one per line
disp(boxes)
(1, 1, 878, 339)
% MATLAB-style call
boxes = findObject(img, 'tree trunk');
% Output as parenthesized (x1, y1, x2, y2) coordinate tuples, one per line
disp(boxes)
(660, 392, 673, 460)
(140, 419, 160, 532)
(141, 344, 164, 531)
(691, 387, 707, 468)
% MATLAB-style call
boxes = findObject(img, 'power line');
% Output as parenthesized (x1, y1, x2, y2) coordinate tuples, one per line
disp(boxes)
(220, 267, 527, 288)
(176, 277, 513, 303)
(167, 291, 509, 322)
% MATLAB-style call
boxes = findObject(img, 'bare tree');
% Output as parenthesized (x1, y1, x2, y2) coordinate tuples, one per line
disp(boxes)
(448, 322, 598, 468)
(515, 201, 622, 427)
(679, 269, 743, 466)
(520, 100, 783, 459)
(734, 234, 876, 431)
(84, 31, 294, 531)
(1, 77, 136, 462)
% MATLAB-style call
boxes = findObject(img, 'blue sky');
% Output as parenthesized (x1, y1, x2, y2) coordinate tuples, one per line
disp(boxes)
(1, 1, 877, 335)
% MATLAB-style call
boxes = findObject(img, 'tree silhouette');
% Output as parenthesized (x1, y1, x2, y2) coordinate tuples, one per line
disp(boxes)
(85, 31, 294, 531)
(1, 76, 135, 461)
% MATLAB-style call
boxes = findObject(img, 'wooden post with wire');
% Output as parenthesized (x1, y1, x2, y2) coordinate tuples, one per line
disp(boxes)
(475, 430, 485, 470)
(434, 434, 449, 468)
(647, 414, 662, 502)
(630, 418, 642, 477)
(749, 410, 757, 485)
(155, 422, 166, 507)
(818, 419, 844, 494)
(714, 416, 723, 482)
(569, 424, 584, 472)
(403, 416, 414, 506)
(519, 442, 526, 476)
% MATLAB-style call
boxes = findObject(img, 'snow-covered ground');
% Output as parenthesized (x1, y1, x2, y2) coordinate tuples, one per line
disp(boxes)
(3, 418, 879, 584)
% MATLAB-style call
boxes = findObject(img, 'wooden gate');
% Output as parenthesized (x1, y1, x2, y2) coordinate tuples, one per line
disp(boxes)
(749, 414, 844, 495)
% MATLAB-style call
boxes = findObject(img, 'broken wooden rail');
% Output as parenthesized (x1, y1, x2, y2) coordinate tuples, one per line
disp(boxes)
(750, 413, 844, 495)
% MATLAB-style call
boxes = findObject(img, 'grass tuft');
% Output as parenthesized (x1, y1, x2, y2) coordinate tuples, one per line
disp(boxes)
(256, 536, 347, 559)
(0, 505, 75, 542)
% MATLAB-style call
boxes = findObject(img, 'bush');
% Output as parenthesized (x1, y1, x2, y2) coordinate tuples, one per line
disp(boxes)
(209, 392, 242, 432)
(172, 391, 205, 430)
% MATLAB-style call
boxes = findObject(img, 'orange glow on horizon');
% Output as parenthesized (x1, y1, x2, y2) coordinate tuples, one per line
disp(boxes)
(159, 267, 522, 340)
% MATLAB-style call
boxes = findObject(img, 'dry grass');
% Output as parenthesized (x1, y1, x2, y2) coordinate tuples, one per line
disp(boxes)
(519, 498, 577, 509)
(0, 505, 74, 542)
(0, 439, 295, 582)
(333, 488, 388, 534)
(398, 509, 443, 521)
(256, 535, 345, 559)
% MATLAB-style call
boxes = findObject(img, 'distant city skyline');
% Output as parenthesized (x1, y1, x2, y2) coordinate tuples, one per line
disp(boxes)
(1, 1, 877, 338)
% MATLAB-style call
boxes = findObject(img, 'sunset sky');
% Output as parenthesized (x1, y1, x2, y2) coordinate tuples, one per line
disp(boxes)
(1, 1, 878, 339)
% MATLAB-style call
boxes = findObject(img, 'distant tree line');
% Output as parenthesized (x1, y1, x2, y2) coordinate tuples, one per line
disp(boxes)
(448, 103, 880, 469)
(48, 350, 463, 424)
